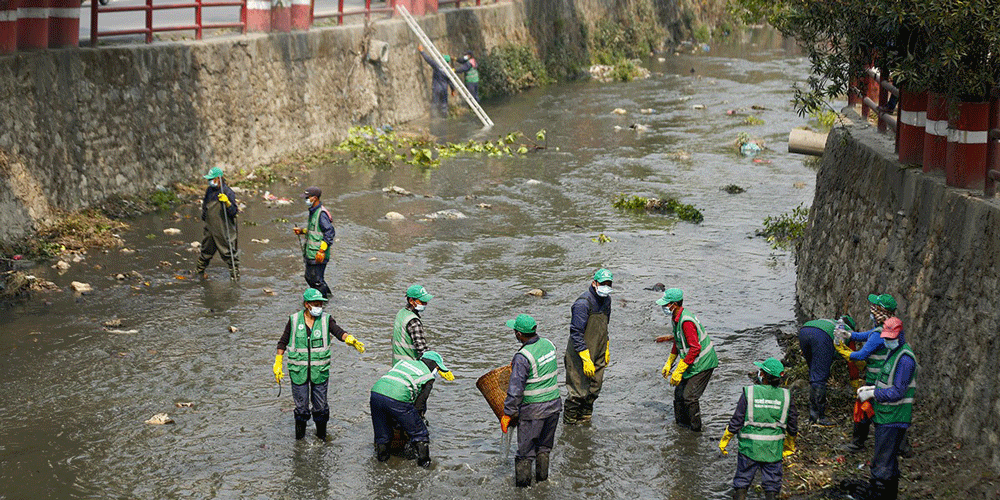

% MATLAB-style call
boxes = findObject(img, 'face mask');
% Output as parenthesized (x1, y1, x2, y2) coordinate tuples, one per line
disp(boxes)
(870, 313, 877, 326)
(304, 198, 312, 205)
(883, 338, 899, 350)
(209, 180, 219, 187)
(595, 285, 612, 297)
(755, 371, 764, 384)
(309, 306, 323, 317)
(414, 304, 426, 312)
(662, 305, 671, 316)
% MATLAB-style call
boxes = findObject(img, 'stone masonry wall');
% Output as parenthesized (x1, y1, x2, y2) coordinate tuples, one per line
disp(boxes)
(796, 125, 1000, 471)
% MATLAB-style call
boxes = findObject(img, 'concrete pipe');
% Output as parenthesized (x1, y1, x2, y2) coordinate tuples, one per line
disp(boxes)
(788, 129, 827, 156)
(368, 40, 389, 63)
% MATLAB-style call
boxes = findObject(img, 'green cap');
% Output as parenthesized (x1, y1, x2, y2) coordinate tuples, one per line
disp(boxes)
(506, 314, 537, 334)
(203, 166, 224, 179)
(443, 54, 451, 63)
(302, 288, 328, 302)
(841, 314, 857, 331)
(406, 284, 433, 302)
(421, 351, 449, 372)
(753, 357, 785, 377)
(656, 288, 683, 306)
(868, 293, 897, 311)
(593, 268, 613, 283)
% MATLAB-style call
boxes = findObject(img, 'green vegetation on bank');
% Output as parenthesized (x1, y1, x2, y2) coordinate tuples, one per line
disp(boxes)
(758, 203, 808, 250)
(479, 44, 553, 101)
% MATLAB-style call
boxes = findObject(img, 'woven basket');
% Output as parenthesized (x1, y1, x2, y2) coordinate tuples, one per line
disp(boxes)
(476, 365, 512, 422)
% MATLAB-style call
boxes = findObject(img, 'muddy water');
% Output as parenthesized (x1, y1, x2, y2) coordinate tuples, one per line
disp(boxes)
(1, 32, 813, 499)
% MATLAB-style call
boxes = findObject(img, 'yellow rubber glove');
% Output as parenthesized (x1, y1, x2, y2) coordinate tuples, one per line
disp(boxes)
(319, 241, 328, 251)
(439, 370, 455, 381)
(272, 354, 284, 384)
(605, 343, 610, 365)
(719, 429, 735, 455)
(217, 193, 231, 207)
(670, 360, 689, 386)
(835, 342, 854, 361)
(500, 414, 512, 433)
(782, 435, 796, 457)
(579, 349, 596, 378)
(662, 353, 677, 378)
(344, 334, 365, 353)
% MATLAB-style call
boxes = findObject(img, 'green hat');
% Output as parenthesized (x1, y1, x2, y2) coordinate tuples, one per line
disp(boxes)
(302, 288, 328, 302)
(203, 166, 224, 179)
(753, 357, 785, 377)
(868, 293, 897, 311)
(841, 314, 857, 331)
(443, 54, 451, 63)
(593, 268, 613, 283)
(506, 314, 537, 334)
(421, 351, 449, 372)
(656, 288, 684, 306)
(406, 284, 433, 302)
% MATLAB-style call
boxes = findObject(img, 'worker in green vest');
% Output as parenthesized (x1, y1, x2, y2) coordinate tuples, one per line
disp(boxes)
(196, 166, 240, 280)
(658, 288, 718, 432)
(292, 187, 334, 299)
(798, 314, 856, 426)
(455, 50, 479, 102)
(272, 288, 366, 441)
(564, 268, 613, 425)
(855, 317, 916, 500)
(392, 284, 438, 415)
(718, 357, 799, 500)
(500, 314, 562, 487)
(370, 351, 454, 467)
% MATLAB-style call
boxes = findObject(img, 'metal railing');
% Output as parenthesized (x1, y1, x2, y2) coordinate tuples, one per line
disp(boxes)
(311, 0, 393, 25)
(858, 67, 899, 137)
(90, 0, 246, 45)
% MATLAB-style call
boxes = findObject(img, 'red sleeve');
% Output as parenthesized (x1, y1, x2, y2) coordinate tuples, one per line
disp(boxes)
(682, 321, 700, 364)
(670, 343, 679, 356)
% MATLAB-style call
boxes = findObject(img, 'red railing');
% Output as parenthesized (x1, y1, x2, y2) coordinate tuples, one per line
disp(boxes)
(311, 0, 393, 25)
(90, 0, 246, 45)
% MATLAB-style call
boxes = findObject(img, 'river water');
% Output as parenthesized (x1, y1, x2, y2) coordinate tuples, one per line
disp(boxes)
(1, 31, 814, 499)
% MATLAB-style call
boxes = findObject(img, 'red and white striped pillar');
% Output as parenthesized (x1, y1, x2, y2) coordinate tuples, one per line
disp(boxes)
(410, 0, 424, 16)
(290, 0, 309, 30)
(1, 0, 18, 54)
(47, 0, 77, 48)
(945, 100, 990, 190)
(270, 0, 289, 32)
(897, 89, 926, 165)
(922, 92, 948, 173)
(16, 0, 48, 50)
(246, 0, 270, 31)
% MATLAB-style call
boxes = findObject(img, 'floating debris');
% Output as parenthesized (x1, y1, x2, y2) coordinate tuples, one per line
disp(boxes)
(52, 260, 70, 271)
(105, 328, 139, 334)
(175, 402, 194, 408)
(611, 108, 628, 115)
(163, 228, 181, 236)
(229, 326, 238, 333)
(384, 212, 406, 221)
(115, 273, 126, 281)
(120, 248, 135, 255)
(613, 194, 704, 224)
(722, 184, 747, 194)
(526, 289, 545, 297)
(629, 123, 650, 132)
(144, 413, 174, 425)
(262, 288, 276, 296)
(793, 182, 807, 189)
(424, 209, 467, 220)
(667, 150, 692, 161)
(103, 318, 122, 327)
(692, 104, 706, 110)
(263, 191, 292, 205)
(592, 233, 614, 244)
(644, 283, 666, 292)
(525, 179, 542, 186)
(250, 238, 270, 244)
(368, 257, 378, 262)
(476, 203, 493, 209)
(639, 108, 654, 114)
(70, 281, 93, 294)
(190, 241, 201, 249)
(382, 185, 413, 196)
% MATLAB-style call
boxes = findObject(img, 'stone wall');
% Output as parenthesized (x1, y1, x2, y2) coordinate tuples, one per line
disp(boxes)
(796, 125, 1000, 471)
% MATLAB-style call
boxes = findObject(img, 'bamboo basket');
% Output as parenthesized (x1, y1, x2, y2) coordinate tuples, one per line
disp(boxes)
(476, 365, 512, 422)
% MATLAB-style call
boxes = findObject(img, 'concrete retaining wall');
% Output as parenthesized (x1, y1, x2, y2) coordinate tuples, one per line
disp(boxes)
(796, 125, 1000, 471)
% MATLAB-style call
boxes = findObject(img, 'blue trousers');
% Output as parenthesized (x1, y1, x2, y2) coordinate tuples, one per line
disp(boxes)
(798, 326, 834, 387)
(871, 425, 907, 481)
(304, 260, 330, 299)
(291, 380, 329, 423)
(370, 392, 429, 445)
(464, 82, 479, 102)
(516, 412, 559, 459)
(733, 453, 782, 493)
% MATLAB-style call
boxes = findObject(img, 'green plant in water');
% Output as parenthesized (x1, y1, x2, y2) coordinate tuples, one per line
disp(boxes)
(150, 189, 180, 211)
(610, 59, 642, 82)
(592, 233, 614, 244)
(810, 109, 838, 131)
(723, 184, 746, 194)
(758, 204, 809, 250)
(337, 127, 545, 171)
(613, 194, 704, 224)
(743, 115, 765, 125)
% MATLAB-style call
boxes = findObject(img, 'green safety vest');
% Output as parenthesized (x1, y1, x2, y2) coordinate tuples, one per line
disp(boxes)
(371, 359, 435, 403)
(672, 309, 719, 378)
(874, 343, 917, 425)
(803, 318, 854, 341)
(286, 311, 332, 385)
(465, 60, 479, 83)
(863, 327, 888, 385)
(303, 205, 332, 262)
(737, 384, 791, 463)
(518, 338, 560, 404)
(392, 308, 420, 364)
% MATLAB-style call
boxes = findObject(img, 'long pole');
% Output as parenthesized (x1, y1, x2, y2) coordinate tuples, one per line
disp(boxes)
(396, 4, 493, 128)
(220, 181, 238, 282)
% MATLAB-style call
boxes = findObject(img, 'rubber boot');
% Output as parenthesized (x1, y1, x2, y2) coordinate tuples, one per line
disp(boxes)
(842, 422, 865, 452)
(294, 420, 307, 440)
(563, 398, 581, 425)
(764, 491, 778, 500)
(535, 452, 550, 482)
(375, 443, 390, 462)
(515, 457, 533, 488)
(814, 385, 835, 426)
(315, 421, 327, 441)
(898, 433, 914, 458)
(807, 385, 820, 424)
(688, 401, 703, 432)
(674, 401, 691, 429)
(732, 488, 748, 500)
(414, 441, 431, 468)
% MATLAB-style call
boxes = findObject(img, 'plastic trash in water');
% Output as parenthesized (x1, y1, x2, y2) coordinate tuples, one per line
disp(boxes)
(740, 142, 762, 156)
(701, 43, 711, 52)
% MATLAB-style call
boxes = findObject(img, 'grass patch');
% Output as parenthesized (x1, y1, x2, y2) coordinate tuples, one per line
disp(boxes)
(613, 194, 704, 224)
(479, 44, 553, 101)
(29, 209, 126, 259)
